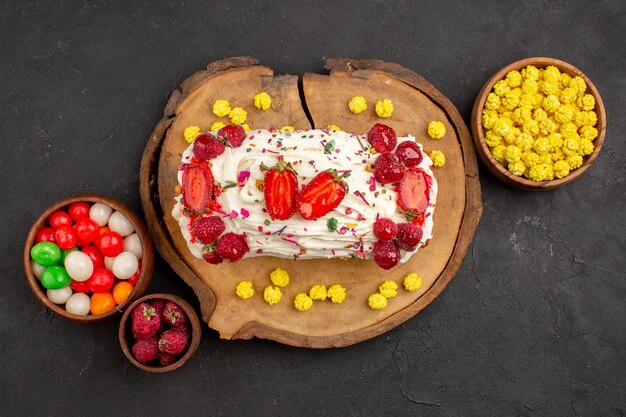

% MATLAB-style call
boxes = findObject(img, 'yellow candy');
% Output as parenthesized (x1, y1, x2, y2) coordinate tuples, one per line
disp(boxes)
(560, 73, 572, 89)
(522, 119, 540, 136)
(580, 94, 596, 111)
(553, 160, 570, 179)
(403, 273, 423, 292)
(567, 154, 583, 169)
(543, 66, 561, 83)
(485, 130, 503, 148)
(327, 124, 341, 131)
(270, 268, 290, 287)
(533, 136, 552, 155)
(482, 110, 499, 130)
(375, 99, 394, 118)
(560, 87, 577, 104)
(522, 65, 540, 80)
(502, 91, 520, 110)
(514, 132, 534, 151)
(242, 123, 251, 131)
(533, 108, 548, 122)
(579, 139, 594, 155)
(235, 281, 255, 300)
(229, 107, 247, 124)
(541, 81, 560, 96)
(263, 286, 282, 305)
(493, 118, 512, 137)
(210, 121, 225, 132)
(505, 145, 522, 164)
(580, 126, 598, 142)
(327, 284, 346, 303)
(522, 151, 540, 167)
(254, 92, 272, 110)
(522, 79, 539, 95)
(309, 284, 327, 301)
(506, 70, 522, 87)
(485, 93, 501, 110)
(493, 79, 510, 97)
(368, 293, 387, 310)
(430, 150, 445, 167)
(569, 76, 587, 96)
(378, 280, 398, 299)
(183, 125, 201, 143)
(492, 145, 507, 164)
(348, 96, 367, 114)
(563, 137, 580, 154)
(508, 160, 526, 176)
(280, 125, 295, 131)
(542, 95, 561, 113)
(555, 105, 574, 124)
(294, 293, 313, 311)
(212, 100, 231, 117)
(427, 121, 446, 139)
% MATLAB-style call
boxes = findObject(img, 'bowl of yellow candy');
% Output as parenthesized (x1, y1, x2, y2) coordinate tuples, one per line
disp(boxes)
(471, 57, 606, 190)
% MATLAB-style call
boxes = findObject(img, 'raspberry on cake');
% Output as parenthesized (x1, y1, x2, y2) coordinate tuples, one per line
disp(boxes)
(172, 124, 437, 269)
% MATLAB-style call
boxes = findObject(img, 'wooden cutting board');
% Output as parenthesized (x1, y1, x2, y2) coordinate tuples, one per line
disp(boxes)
(140, 56, 482, 348)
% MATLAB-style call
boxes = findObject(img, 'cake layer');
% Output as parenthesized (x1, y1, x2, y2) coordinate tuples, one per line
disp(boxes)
(172, 128, 437, 263)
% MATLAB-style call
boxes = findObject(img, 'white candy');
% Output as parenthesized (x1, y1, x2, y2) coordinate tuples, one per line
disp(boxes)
(64, 251, 94, 282)
(47, 287, 73, 304)
(112, 251, 139, 280)
(108, 211, 134, 237)
(104, 256, 115, 271)
(65, 293, 91, 315)
(90, 203, 113, 227)
(31, 260, 46, 279)
(123, 233, 143, 260)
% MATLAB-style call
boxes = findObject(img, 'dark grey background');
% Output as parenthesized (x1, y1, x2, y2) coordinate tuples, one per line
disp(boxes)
(1, 1, 624, 416)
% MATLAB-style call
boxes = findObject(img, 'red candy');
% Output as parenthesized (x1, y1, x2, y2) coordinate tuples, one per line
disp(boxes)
(70, 280, 91, 293)
(74, 218, 100, 244)
(81, 245, 105, 269)
(54, 226, 77, 250)
(35, 227, 56, 243)
(88, 268, 115, 293)
(49, 210, 72, 229)
(95, 231, 124, 257)
(68, 202, 90, 222)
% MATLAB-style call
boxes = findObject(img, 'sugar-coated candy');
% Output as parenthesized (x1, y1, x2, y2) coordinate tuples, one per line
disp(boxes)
(47, 287, 73, 304)
(31, 242, 62, 267)
(112, 251, 139, 280)
(41, 265, 71, 290)
(65, 293, 90, 315)
(89, 203, 113, 227)
(108, 211, 134, 237)
(123, 233, 142, 259)
(64, 251, 94, 282)
(31, 260, 46, 280)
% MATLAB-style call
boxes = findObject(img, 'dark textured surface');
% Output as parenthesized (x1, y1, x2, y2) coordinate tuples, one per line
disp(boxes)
(1, 1, 625, 416)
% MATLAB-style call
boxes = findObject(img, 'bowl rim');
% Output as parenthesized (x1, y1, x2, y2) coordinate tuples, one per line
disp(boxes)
(118, 293, 201, 373)
(471, 56, 607, 190)
(23, 194, 154, 322)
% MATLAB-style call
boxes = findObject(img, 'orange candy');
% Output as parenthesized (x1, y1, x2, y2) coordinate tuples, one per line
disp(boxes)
(99, 226, 110, 235)
(112, 281, 134, 305)
(90, 292, 116, 315)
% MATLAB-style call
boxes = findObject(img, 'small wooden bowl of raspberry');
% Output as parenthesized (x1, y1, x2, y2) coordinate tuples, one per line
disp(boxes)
(118, 293, 201, 373)
(471, 57, 606, 190)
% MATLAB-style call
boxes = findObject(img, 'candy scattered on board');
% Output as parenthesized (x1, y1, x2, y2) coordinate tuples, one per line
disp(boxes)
(29, 201, 143, 316)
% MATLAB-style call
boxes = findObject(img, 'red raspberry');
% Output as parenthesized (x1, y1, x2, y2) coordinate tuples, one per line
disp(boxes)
(192, 216, 225, 244)
(162, 301, 188, 327)
(367, 123, 397, 153)
(373, 218, 398, 241)
(216, 232, 249, 262)
(158, 352, 178, 367)
(150, 298, 166, 316)
(218, 124, 246, 148)
(131, 337, 159, 364)
(193, 133, 225, 161)
(158, 330, 189, 355)
(372, 240, 400, 270)
(171, 325, 189, 339)
(131, 302, 161, 339)
(395, 223, 424, 251)
(374, 153, 404, 184)
(202, 248, 223, 265)
(395, 141, 423, 167)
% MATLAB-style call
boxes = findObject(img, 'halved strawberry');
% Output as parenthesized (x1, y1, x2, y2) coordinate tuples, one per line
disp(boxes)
(397, 168, 431, 221)
(296, 169, 348, 220)
(182, 165, 214, 213)
(263, 158, 299, 220)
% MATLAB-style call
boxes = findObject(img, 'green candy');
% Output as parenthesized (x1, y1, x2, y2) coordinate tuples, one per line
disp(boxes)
(41, 265, 71, 290)
(31, 242, 62, 267)
(60, 247, 79, 263)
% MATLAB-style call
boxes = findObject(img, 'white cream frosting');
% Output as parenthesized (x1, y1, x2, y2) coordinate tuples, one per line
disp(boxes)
(172, 129, 437, 263)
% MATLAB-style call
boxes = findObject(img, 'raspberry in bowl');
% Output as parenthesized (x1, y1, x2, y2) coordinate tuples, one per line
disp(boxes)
(23, 194, 154, 322)
(118, 293, 201, 373)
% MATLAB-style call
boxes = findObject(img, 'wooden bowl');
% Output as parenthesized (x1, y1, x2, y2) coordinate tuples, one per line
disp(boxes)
(471, 57, 606, 190)
(118, 293, 201, 373)
(23, 194, 154, 322)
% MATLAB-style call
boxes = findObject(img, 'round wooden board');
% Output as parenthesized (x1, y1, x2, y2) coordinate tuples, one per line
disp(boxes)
(140, 56, 482, 348)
